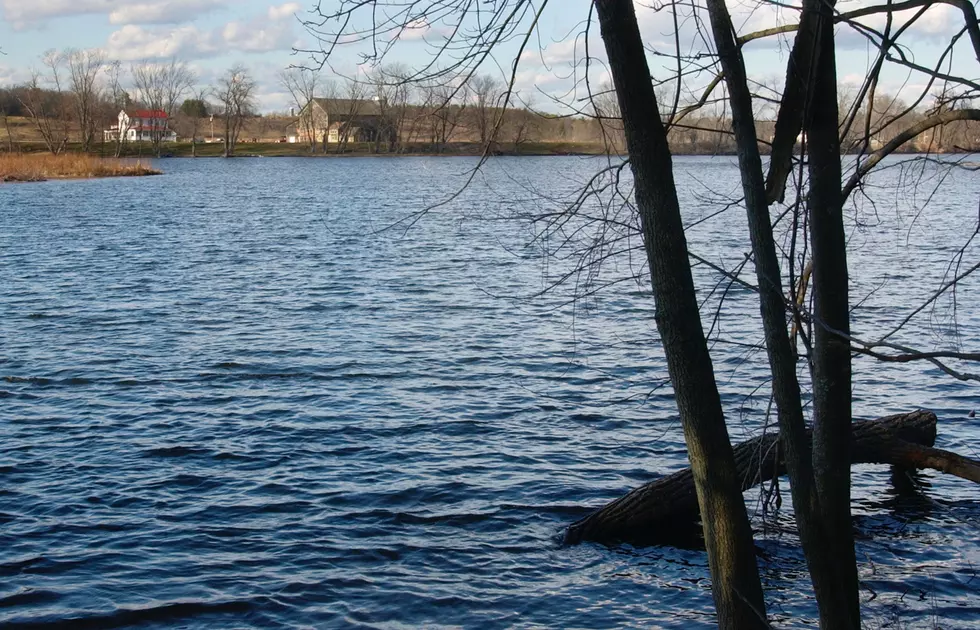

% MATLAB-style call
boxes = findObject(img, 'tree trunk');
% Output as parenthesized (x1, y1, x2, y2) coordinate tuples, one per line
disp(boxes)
(594, 1, 767, 627)
(224, 114, 232, 158)
(804, 0, 860, 626)
(565, 411, 942, 546)
(2, 111, 13, 152)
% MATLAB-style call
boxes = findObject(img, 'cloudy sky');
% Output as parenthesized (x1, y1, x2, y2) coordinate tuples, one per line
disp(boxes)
(0, 0, 973, 113)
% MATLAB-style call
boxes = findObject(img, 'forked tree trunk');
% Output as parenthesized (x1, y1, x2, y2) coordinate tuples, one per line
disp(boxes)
(702, 2, 852, 628)
(565, 411, 942, 545)
(594, 1, 767, 627)
(765, 8, 820, 204)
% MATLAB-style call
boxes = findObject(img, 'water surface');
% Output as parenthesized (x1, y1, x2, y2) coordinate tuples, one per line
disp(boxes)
(1, 156, 978, 628)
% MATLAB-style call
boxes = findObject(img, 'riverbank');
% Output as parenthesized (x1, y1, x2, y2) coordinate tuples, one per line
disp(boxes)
(7, 141, 616, 159)
(184, 140, 614, 158)
(0, 153, 161, 182)
(5, 140, 974, 161)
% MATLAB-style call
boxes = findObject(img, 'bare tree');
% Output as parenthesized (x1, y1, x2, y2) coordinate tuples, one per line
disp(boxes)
(279, 67, 322, 153)
(591, 82, 626, 152)
(336, 78, 364, 153)
(387, 67, 413, 152)
(703, 0, 863, 625)
(510, 97, 538, 152)
(367, 66, 412, 153)
(103, 61, 128, 156)
(18, 61, 65, 154)
(594, 2, 769, 625)
(213, 64, 256, 157)
(176, 89, 210, 157)
(470, 74, 500, 145)
(65, 48, 105, 152)
(43, 50, 71, 153)
(430, 82, 467, 152)
(131, 59, 195, 155)
(0, 87, 16, 151)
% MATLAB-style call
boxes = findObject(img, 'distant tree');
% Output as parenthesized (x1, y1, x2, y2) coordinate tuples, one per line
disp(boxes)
(103, 61, 127, 156)
(18, 52, 69, 155)
(180, 98, 209, 118)
(470, 74, 500, 145)
(44, 50, 72, 153)
(368, 65, 411, 153)
(430, 83, 467, 151)
(386, 66, 413, 152)
(213, 64, 256, 157)
(0, 88, 15, 151)
(335, 78, 363, 153)
(131, 59, 195, 155)
(278, 67, 322, 152)
(175, 90, 210, 156)
(510, 97, 539, 152)
(588, 82, 626, 152)
(65, 48, 106, 151)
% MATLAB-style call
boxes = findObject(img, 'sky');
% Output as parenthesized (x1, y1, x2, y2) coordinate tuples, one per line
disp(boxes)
(0, 0, 975, 114)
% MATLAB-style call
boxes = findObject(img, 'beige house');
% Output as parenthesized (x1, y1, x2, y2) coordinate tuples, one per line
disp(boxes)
(297, 98, 388, 144)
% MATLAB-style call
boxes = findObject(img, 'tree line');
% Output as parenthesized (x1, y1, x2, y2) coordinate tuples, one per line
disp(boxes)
(280, 65, 980, 156)
(3, 50, 979, 160)
(0, 51, 257, 157)
(278, 66, 553, 154)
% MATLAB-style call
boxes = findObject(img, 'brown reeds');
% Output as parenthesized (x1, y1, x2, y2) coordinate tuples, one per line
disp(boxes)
(0, 153, 161, 182)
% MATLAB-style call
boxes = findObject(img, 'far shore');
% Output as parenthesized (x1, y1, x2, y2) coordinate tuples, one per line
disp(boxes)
(63, 140, 618, 159)
(4, 140, 975, 162)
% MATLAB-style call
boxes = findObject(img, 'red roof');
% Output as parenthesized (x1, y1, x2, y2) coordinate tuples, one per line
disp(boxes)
(126, 109, 168, 119)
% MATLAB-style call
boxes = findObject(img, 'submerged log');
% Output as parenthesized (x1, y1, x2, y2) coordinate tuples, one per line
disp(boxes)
(564, 410, 980, 546)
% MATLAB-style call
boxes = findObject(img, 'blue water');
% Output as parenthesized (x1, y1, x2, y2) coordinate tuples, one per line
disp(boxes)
(1, 156, 978, 628)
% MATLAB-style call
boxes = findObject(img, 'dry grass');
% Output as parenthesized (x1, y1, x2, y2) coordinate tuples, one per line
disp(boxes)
(0, 153, 161, 182)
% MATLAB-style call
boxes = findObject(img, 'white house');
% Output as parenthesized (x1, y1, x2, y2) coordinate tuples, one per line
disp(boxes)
(104, 109, 177, 143)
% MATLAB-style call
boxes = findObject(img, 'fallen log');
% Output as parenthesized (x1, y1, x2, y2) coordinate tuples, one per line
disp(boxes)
(564, 410, 979, 546)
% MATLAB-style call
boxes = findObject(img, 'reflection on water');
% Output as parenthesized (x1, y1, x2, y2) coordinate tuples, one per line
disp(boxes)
(1, 156, 977, 628)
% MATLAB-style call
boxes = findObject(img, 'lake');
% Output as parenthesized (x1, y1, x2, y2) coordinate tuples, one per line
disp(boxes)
(1, 155, 978, 628)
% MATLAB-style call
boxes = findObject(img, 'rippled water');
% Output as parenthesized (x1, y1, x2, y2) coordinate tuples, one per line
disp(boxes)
(1, 156, 978, 628)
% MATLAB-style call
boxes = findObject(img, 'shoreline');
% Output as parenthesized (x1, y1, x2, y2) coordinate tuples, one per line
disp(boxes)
(0, 154, 161, 182)
(1, 171, 163, 183)
(4, 141, 976, 161)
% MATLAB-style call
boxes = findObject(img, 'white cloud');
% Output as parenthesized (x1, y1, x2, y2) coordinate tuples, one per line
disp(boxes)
(267, 2, 300, 21)
(108, 0, 226, 25)
(521, 39, 582, 67)
(222, 16, 295, 53)
(105, 3, 298, 60)
(107, 23, 214, 59)
(3, 0, 227, 27)
(254, 88, 292, 112)
(3, 0, 109, 24)
(0, 64, 31, 85)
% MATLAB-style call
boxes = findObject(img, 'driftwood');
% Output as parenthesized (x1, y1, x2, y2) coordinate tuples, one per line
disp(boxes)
(565, 411, 980, 546)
